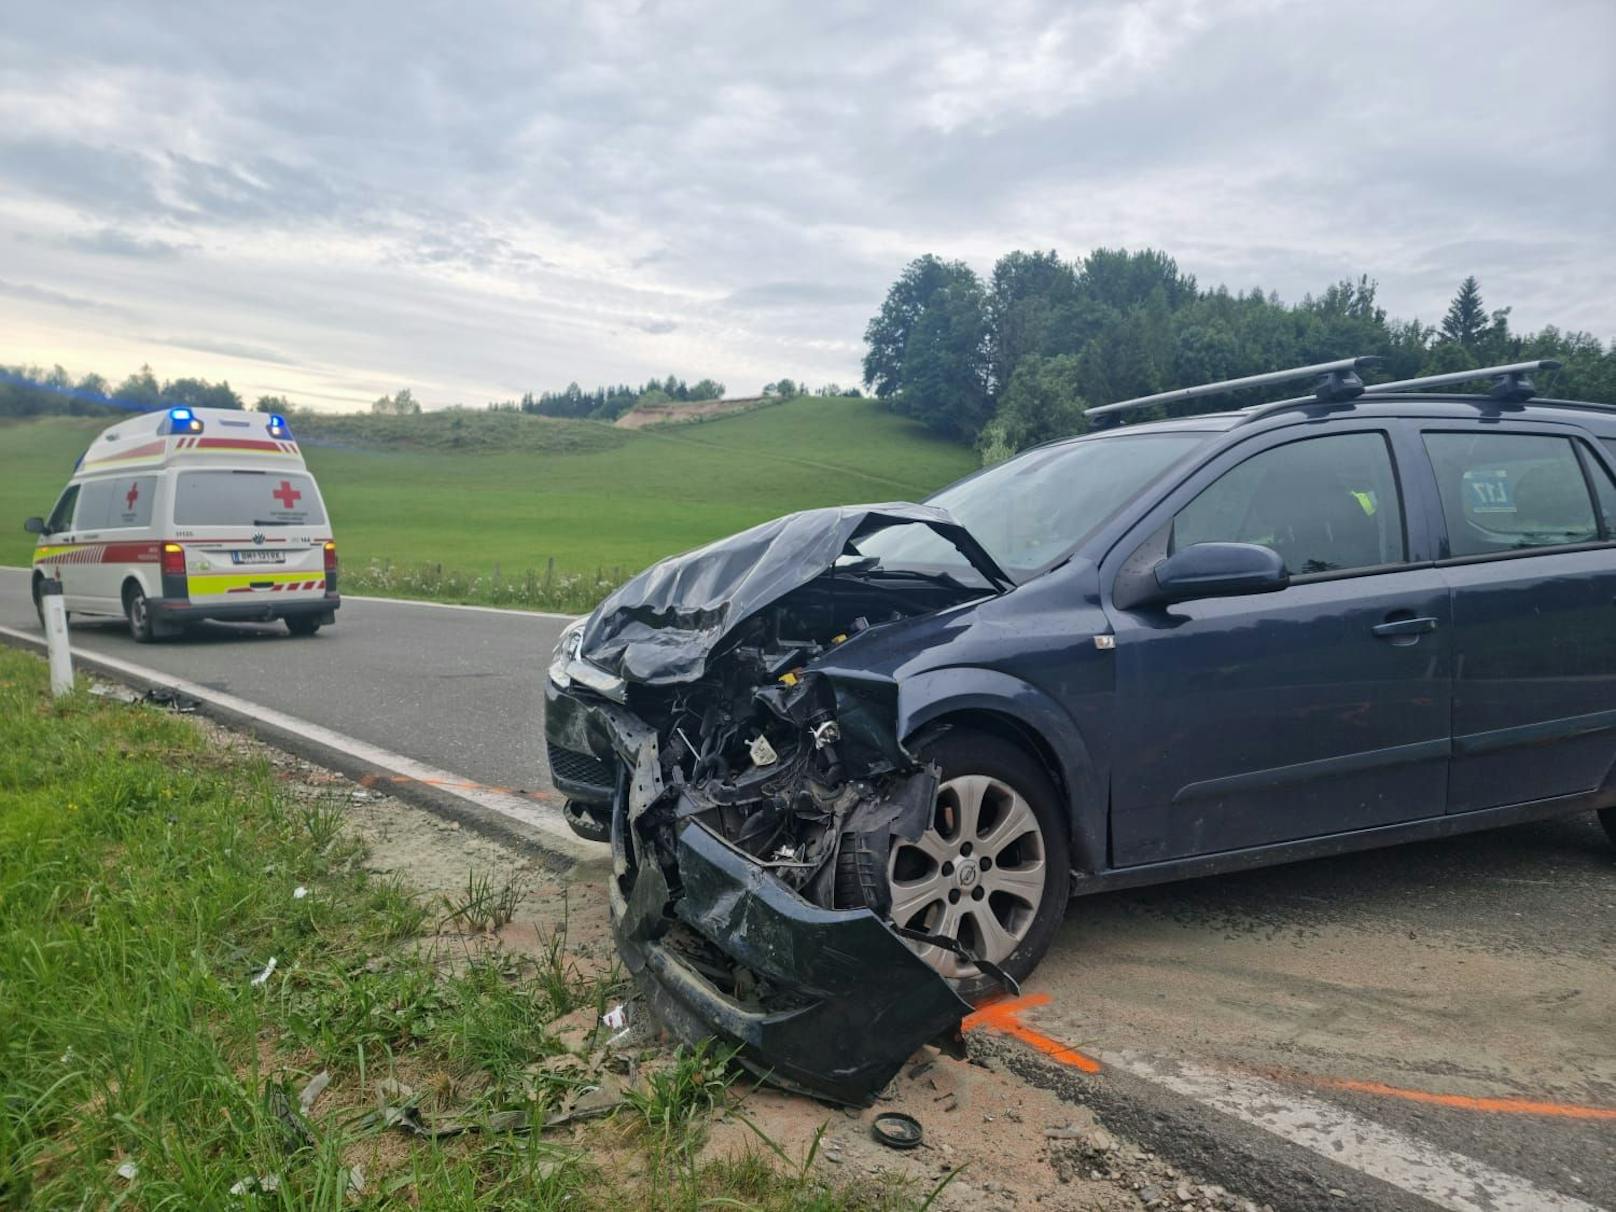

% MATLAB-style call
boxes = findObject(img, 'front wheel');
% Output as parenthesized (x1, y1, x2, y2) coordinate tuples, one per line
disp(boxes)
(839, 729, 1071, 1000)
(125, 585, 155, 643)
(32, 577, 68, 629)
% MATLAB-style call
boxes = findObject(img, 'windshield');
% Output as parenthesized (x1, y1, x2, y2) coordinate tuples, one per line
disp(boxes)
(856, 432, 1208, 579)
(174, 470, 326, 527)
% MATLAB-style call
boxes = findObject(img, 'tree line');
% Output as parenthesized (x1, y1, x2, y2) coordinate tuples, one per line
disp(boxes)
(0, 362, 271, 419)
(862, 249, 1616, 460)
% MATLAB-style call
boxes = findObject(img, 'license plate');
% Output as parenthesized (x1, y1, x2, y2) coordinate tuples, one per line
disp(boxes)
(232, 550, 285, 565)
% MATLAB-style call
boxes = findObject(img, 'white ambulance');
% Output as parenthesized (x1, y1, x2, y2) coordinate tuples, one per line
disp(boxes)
(26, 407, 340, 641)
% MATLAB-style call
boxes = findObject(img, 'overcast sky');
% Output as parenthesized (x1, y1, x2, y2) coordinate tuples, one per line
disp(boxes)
(1, 1, 1611, 411)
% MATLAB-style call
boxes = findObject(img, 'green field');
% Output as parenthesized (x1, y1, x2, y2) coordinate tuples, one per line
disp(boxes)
(0, 399, 976, 610)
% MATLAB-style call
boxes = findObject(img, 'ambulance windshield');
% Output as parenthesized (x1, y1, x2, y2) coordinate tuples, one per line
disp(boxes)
(174, 470, 326, 527)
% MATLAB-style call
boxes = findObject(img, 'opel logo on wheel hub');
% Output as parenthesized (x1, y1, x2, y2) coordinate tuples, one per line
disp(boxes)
(957, 861, 978, 888)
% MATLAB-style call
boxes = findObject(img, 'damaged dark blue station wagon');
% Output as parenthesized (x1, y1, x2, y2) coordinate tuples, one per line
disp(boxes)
(543, 357, 1616, 1103)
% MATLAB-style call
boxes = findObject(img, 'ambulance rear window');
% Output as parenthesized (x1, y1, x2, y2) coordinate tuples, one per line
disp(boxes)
(174, 471, 326, 527)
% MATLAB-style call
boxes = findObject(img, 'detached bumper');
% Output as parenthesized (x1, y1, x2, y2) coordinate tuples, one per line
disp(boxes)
(149, 593, 339, 626)
(611, 813, 970, 1105)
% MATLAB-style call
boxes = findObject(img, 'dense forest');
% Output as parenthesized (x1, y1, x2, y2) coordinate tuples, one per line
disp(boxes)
(862, 249, 1616, 460)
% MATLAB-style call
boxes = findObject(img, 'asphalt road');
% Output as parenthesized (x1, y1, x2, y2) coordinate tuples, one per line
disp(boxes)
(5, 565, 1612, 1208)
(0, 568, 572, 796)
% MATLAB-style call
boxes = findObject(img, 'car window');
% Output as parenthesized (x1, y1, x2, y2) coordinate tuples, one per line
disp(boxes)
(46, 484, 80, 533)
(75, 480, 114, 530)
(174, 470, 326, 527)
(72, 477, 157, 530)
(1424, 433, 1598, 557)
(1172, 432, 1405, 575)
(1587, 446, 1616, 539)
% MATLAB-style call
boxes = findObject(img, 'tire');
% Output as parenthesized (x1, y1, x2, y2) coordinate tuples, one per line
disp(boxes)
(1599, 807, 1616, 852)
(285, 616, 321, 637)
(32, 577, 70, 629)
(838, 729, 1070, 1000)
(124, 584, 155, 643)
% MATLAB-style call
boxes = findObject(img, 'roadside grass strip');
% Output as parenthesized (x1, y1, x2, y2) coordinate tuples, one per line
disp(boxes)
(0, 649, 933, 1209)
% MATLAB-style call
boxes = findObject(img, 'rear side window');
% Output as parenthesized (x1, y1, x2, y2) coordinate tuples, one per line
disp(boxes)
(173, 471, 327, 527)
(76, 476, 157, 530)
(1423, 433, 1598, 557)
(1172, 432, 1405, 575)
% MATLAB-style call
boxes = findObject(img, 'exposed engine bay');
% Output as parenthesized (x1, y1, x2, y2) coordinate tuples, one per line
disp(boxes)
(561, 504, 1019, 1102)
(629, 575, 959, 921)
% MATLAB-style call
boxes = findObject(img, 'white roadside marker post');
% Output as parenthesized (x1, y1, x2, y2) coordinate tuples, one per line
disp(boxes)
(40, 580, 73, 697)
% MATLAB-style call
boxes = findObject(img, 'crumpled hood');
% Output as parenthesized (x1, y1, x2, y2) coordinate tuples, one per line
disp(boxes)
(578, 502, 1010, 685)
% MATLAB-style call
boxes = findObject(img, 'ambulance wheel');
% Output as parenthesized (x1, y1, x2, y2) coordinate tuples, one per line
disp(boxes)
(31, 576, 68, 629)
(124, 584, 156, 643)
(285, 616, 321, 637)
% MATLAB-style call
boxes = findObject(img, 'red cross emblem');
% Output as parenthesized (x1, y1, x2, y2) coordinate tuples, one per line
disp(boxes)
(272, 480, 302, 510)
(125, 482, 140, 510)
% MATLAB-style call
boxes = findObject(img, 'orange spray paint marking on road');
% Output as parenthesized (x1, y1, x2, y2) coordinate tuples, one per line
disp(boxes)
(962, 993, 1103, 1074)
(1306, 1074, 1616, 1122)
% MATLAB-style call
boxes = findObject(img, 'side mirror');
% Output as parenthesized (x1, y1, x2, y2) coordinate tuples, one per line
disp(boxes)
(23, 516, 46, 535)
(1152, 542, 1288, 603)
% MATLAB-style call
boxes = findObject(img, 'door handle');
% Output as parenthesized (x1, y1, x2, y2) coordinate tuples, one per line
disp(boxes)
(1371, 616, 1439, 638)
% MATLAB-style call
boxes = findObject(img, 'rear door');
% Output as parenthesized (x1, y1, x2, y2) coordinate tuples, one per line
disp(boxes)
(170, 469, 331, 608)
(1417, 425, 1616, 812)
(1104, 424, 1453, 864)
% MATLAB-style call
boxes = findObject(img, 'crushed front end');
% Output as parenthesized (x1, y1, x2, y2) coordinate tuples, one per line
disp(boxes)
(551, 505, 1013, 1102)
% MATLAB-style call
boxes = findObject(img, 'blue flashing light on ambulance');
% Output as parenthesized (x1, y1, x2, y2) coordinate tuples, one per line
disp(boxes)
(25, 407, 340, 641)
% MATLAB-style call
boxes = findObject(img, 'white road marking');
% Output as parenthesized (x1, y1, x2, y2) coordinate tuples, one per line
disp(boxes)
(342, 593, 579, 621)
(1103, 1050, 1603, 1212)
(0, 622, 606, 867)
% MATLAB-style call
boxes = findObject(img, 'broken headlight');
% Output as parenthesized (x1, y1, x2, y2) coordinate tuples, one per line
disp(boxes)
(548, 618, 627, 700)
(548, 619, 586, 688)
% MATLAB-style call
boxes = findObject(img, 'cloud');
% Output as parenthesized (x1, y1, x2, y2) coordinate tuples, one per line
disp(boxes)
(0, 0, 1610, 409)
(63, 227, 189, 259)
(0, 277, 117, 311)
(154, 335, 298, 365)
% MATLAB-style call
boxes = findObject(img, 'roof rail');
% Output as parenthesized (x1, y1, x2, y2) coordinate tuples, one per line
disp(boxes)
(1359, 358, 1561, 403)
(1236, 358, 1566, 427)
(1088, 357, 1380, 426)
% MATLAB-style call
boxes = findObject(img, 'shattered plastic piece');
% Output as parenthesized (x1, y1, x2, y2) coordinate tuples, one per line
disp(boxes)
(298, 1069, 331, 1113)
(141, 686, 200, 713)
(250, 956, 277, 986)
(747, 734, 778, 766)
(601, 1004, 628, 1031)
(346, 1164, 365, 1194)
(292, 885, 309, 900)
(228, 1174, 281, 1196)
(115, 1161, 139, 1180)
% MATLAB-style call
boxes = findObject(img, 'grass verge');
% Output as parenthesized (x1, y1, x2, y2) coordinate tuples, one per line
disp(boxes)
(0, 649, 933, 1209)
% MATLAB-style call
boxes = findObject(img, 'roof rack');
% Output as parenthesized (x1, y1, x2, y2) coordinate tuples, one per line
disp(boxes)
(1236, 358, 1565, 426)
(1087, 357, 1380, 426)
(1359, 358, 1561, 402)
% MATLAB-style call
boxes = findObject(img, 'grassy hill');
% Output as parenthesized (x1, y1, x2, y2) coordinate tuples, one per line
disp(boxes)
(1, 398, 977, 611)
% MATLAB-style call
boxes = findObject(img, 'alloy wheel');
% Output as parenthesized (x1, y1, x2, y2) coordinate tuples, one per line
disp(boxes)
(887, 773, 1047, 978)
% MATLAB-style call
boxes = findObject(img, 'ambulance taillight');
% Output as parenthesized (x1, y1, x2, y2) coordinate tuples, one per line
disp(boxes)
(323, 541, 337, 573)
(160, 543, 186, 577)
